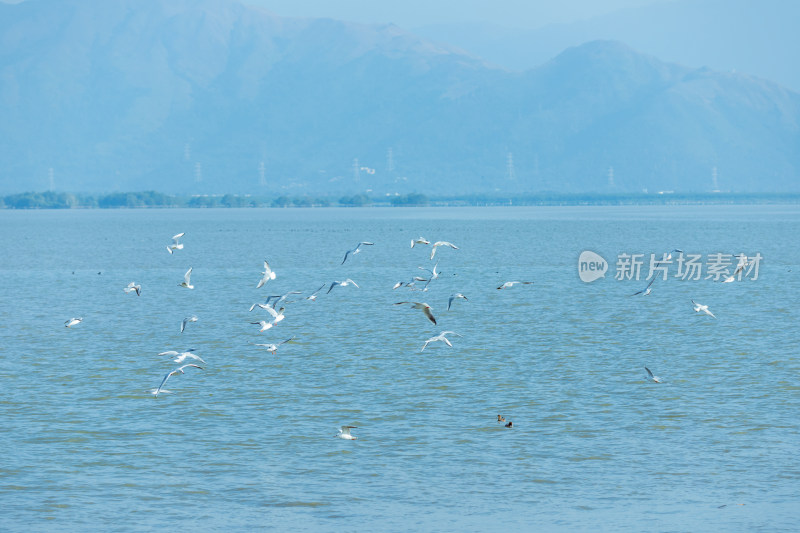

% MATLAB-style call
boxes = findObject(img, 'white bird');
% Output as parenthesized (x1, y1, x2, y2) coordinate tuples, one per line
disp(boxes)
(723, 255, 752, 283)
(692, 299, 716, 319)
(180, 315, 198, 333)
(166, 232, 185, 254)
(305, 284, 327, 301)
(255, 336, 296, 354)
(418, 260, 441, 281)
(497, 281, 534, 290)
(152, 363, 203, 397)
(645, 366, 662, 383)
(172, 351, 206, 364)
(411, 237, 430, 248)
(393, 276, 428, 290)
(342, 242, 374, 264)
(265, 290, 301, 309)
(654, 249, 683, 266)
(328, 279, 359, 293)
(430, 241, 458, 260)
(394, 301, 437, 325)
(123, 282, 141, 296)
(251, 306, 285, 331)
(64, 317, 83, 328)
(447, 293, 468, 310)
(421, 331, 462, 351)
(179, 267, 194, 289)
(336, 425, 358, 440)
(631, 277, 656, 296)
(256, 259, 277, 288)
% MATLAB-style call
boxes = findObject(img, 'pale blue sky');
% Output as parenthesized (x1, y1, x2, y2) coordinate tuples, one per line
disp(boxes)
(242, 0, 669, 29)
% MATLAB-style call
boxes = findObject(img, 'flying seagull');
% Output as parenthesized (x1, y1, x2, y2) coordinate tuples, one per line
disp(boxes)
(256, 259, 276, 288)
(251, 306, 285, 331)
(418, 260, 441, 281)
(394, 301, 437, 325)
(723, 254, 753, 283)
(447, 293, 468, 310)
(123, 282, 141, 296)
(180, 315, 198, 333)
(342, 242, 374, 264)
(497, 281, 534, 290)
(654, 249, 684, 266)
(335, 426, 358, 440)
(160, 350, 206, 364)
(255, 336, 296, 354)
(411, 237, 430, 248)
(64, 317, 83, 328)
(166, 232, 185, 254)
(430, 241, 458, 260)
(692, 299, 716, 319)
(327, 279, 359, 293)
(631, 277, 656, 296)
(305, 284, 327, 301)
(421, 331, 462, 351)
(179, 267, 194, 289)
(645, 366, 662, 383)
(152, 363, 203, 397)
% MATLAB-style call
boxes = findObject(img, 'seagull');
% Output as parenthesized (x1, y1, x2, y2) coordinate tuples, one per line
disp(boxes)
(179, 267, 194, 289)
(418, 260, 441, 281)
(256, 259, 276, 288)
(123, 282, 141, 296)
(497, 415, 505, 423)
(723, 255, 752, 283)
(251, 306, 285, 331)
(421, 331, 462, 351)
(645, 366, 662, 383)
(64, 317, 83, 328)
(180, 315, 198, 333)
(335, 426, 358, 440)
(447, 293, 468, 310)
(342, 242, 374, 264)
(654, 249, 683, 266)
(152, 363, 203, 397)
(265, 290, 302, 309)
(393, 276, 428, 290)
(411, 237, 430, 248)
(430, 241, 458, 260)
(255, 336, 296, 354)
(170, 350, 205, 364)
(305, 284, 327, 301)
(166, 232, 185, 254)
(394, 301, 437, 325)
(327, 279, 359, 293)
(692, 299, 716, 319)
(631, 277, 656, 296)
(497, 281, 534, 290)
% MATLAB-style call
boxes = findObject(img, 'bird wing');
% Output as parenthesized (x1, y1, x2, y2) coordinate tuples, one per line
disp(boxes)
(346, 279, 359, 288)
(184, 268, 192, 284)
(645, 367, 654, 378)
(341, 250, 351, 264)
(172, 232, 185, 241)
(423, 307, 437, 325)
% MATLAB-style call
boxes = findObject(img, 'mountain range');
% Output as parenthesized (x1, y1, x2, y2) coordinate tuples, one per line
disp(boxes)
(0, 0, 798, 195)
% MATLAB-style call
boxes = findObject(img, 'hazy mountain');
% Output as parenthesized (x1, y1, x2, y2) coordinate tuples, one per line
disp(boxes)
(0, 0, 798, 195)
(413, 0, 800, 92)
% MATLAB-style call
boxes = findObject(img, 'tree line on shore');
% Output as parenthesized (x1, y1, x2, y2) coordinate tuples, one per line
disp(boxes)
(1, 190, 797, 209)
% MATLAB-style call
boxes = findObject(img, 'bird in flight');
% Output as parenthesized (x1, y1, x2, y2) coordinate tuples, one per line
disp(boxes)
(447, 293, 468, 310)
(421, 331, 462, 351)
(179, 267, 194, 289)
(327, 279, 360, 293)
(255, 336, 296, 354)
(645, 366, 662, 383)
(180, 315, 198, 333)
(411, 237, 430, 248)
(430, 241, 458, 260)
(166, 232, 185, 254)
(123, 282, 141, 296)
(497, 281, 534, 290)
(151, 363, 203, 397)
(65, 317, 83, 328)
(256, 259, 276, 288)
(631, 277, 656, 296)
(692, 299, 716, 319)
(394, 301, 437, 325)
(342, 242, 374, 264)
(336, 426, 358, 440)
(251, 306, 286, 331)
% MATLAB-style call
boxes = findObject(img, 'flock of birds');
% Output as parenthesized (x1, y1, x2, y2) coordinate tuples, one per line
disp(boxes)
(60, 233, 747, 437)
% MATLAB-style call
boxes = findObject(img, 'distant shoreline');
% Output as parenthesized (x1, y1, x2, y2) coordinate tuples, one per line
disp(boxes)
(2, 191, 799, 209)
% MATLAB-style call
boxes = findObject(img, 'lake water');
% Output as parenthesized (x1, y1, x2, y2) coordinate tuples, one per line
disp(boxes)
(1, 206, 798, 531)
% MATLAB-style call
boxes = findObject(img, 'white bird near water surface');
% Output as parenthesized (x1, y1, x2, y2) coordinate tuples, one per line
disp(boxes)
(421, 331, 462, 351)
(166, 232, 185, 254)
(123, 282, 141, 296)
(151, 363, 203, 397)
(336, 426, 358, 440)
(692, 299, 716, 318)
(181, 315, 197, 333)
(179, 267, 194, 289)
(256, 259, 277, 288)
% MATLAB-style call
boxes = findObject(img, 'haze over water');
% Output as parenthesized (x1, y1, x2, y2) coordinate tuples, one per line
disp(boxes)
(2, 205, 798, 531)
